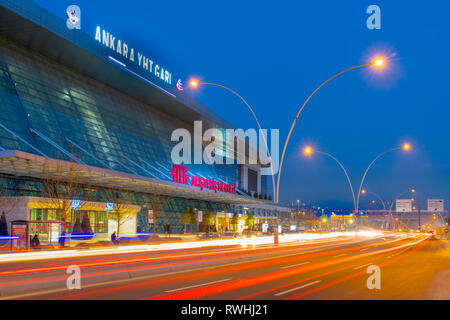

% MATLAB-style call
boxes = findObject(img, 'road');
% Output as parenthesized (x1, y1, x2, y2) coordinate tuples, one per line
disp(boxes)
(0, 232, 448, 300)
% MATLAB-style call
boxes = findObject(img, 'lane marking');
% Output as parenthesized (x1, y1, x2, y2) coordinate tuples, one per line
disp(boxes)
(5, 248, 319, 300)
(0, 236, 389, 300)
(333, 253, 347, 258)
(280, 262, 310, 269)
(274, 280, 322, 296)
(165, 278, 231, 293)
(353, 262, 373, 270)
(285, 236, 431, 300)
(359, 248, 369, 251)
(147, 235, 430, 300)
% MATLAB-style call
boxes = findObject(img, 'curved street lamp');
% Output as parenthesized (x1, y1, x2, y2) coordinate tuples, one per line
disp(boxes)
(276, 58, 385, 203)
(361, 189, 387, 213)
(355, 143, 411, 212)
(189, 81, 276, 202)
(304, 146, 356, 213)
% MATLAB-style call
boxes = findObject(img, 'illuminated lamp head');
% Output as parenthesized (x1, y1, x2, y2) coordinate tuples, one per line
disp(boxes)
(304, 147, 313, 155)
(372, 58, 385, 68)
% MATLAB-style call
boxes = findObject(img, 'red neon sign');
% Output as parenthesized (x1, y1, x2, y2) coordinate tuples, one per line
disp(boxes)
(170, 164, 236, 194)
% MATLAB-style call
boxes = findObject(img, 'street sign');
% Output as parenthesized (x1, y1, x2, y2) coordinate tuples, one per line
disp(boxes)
(427, 199, 444, 212)
(105, 202, 114, 211)
(71, 199, 82, 210)
(396, 199, 412, 212)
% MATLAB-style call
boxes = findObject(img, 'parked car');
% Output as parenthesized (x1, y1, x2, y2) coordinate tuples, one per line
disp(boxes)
(198, 232, 221, 240)
(242, 229, 259, 238)
(221, 231, 240, 239)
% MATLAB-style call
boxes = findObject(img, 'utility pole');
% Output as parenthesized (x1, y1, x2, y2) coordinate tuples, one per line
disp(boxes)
(418, 208, 421, 231)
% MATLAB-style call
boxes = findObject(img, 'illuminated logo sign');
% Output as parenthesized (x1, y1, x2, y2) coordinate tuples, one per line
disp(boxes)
(105, 202, 114, 211)
(66, 5, 81, 30)
(71, 200, 82, 210)
(169, 164, 236, 194)
(176, 79, 184, 91)
(95, 26, 172, 85)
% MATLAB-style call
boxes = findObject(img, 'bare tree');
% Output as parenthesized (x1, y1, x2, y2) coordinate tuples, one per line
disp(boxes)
(103, 189, 135, 237)
(148, 190, 172, 235)
(40, 154, 94, 246)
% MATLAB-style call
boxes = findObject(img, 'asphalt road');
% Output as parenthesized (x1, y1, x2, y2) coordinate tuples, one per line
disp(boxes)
(0, 233, 447, 300)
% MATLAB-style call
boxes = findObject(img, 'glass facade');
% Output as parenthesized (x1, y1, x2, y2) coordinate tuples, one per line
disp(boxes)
(1, 175, 232, 234)
(0, 33, 236, 233)
(0, 0, 273, 235)
(0, 33, 242, 186)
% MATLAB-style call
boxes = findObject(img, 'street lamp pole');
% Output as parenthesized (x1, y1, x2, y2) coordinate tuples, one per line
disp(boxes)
(190, 81, 276, 202)
(304, 147, 356, 213)
(361, 189, 387, 212)
(275, 60, 382, 203)
(361, 189, 387, 229)
(356, 144, 411, 212)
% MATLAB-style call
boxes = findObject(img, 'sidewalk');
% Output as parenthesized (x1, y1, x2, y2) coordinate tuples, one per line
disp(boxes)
(0, 233, 201, 254)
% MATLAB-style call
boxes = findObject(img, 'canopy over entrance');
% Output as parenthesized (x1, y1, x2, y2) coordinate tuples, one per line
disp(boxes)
(0, 150, 263, 204)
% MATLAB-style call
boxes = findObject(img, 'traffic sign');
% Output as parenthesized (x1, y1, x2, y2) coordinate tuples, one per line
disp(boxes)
(427, 199, 444, 212)
(396, 199, 412, 212)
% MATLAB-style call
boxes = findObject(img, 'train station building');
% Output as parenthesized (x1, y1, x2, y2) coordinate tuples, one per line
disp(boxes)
(0, 0, 289, 242)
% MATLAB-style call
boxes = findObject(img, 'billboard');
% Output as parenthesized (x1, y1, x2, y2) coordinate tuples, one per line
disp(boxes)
(427, 199, 444, 212)
(396, 199, 412, 212)
(11, 221, 28, 251)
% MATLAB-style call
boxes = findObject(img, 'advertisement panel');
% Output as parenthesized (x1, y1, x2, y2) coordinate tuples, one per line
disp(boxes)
(396, 199, 412, 212)
(197, 211, 203, 223)
(11, 221, 28, 251)
(49, 223, 60, 243)
(148, 210, 154, 223)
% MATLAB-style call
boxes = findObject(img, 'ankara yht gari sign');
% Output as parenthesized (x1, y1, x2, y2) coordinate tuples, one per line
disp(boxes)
(95, 26, 172, 85)
(170, 164, 236, 194)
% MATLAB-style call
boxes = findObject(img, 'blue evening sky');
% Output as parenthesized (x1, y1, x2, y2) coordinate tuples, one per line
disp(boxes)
(34, 0, 450, 209)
